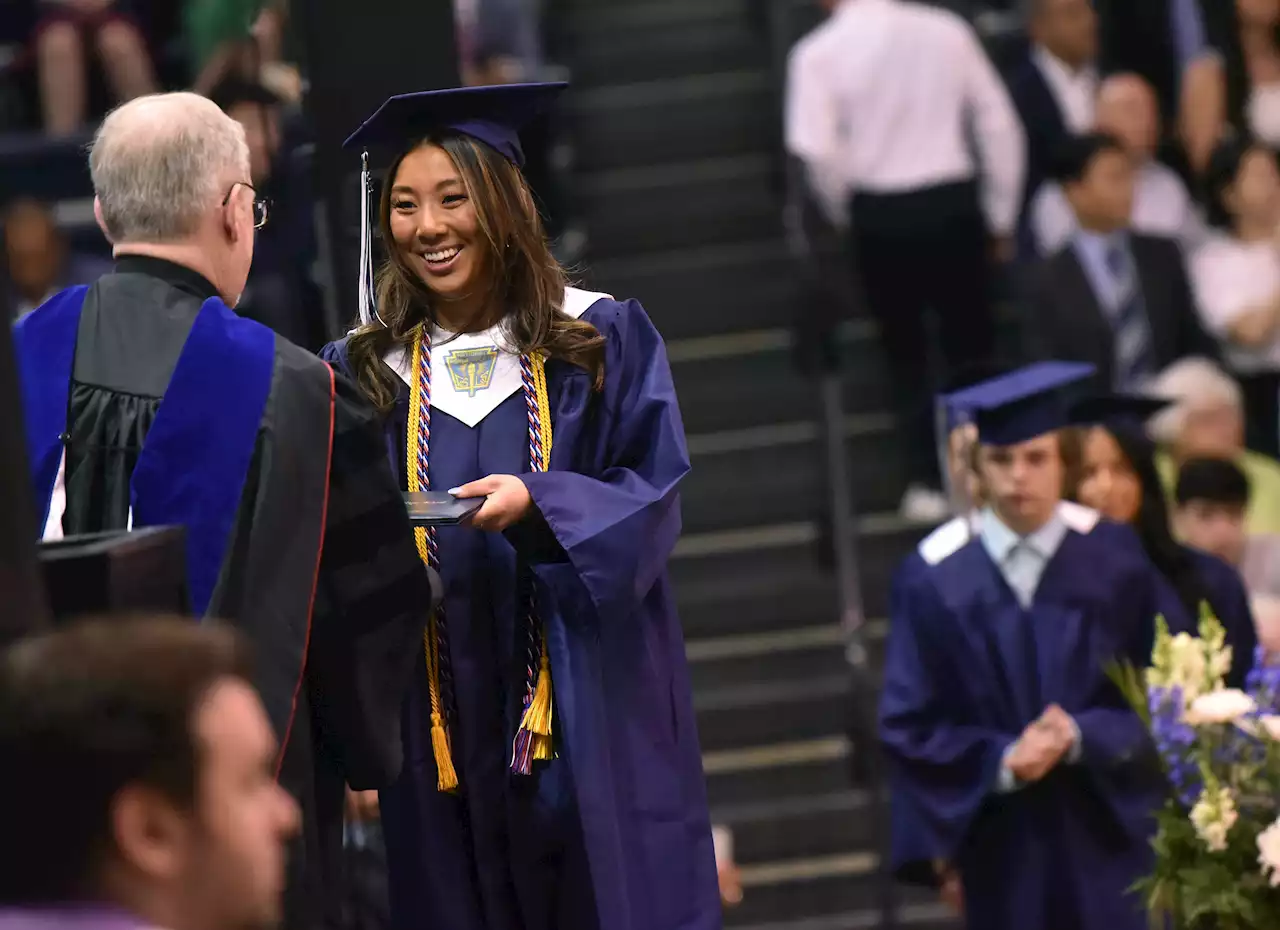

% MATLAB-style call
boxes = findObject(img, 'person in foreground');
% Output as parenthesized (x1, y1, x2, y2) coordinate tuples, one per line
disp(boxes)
(11, 92, 439, 930)
(321, 82, 718, 930)
(0, 617, 298, 930)
(1070, 393, 1258, 687)
(878, 361, 1165, 930)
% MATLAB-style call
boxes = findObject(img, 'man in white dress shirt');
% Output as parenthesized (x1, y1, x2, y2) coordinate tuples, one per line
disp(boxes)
(785, 0, 1026, 523)
(1031, 73, 1205, 255)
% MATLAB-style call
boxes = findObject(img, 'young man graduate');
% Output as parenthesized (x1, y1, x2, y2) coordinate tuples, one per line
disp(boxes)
(878, 361, 1165, 930)
(12, 92, 440, 930)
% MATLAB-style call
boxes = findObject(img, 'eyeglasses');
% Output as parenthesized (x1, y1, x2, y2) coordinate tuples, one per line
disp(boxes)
(222, 181, 270, 229)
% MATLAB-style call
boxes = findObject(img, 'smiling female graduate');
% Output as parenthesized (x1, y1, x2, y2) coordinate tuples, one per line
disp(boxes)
(318, 82, 720, 930)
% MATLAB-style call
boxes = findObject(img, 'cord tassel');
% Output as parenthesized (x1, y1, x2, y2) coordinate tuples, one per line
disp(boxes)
(519, 651, 554, 763)
(431, 710, 459, 792)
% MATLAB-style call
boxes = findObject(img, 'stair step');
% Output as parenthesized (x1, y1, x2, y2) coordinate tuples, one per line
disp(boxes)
(667, 324, 892, 436)
(560, 0, 763, 85)
(681, 414, 903, 535)
(587, 239, 801, 341)
(567, 71, 776, 172)
(728, 854, 881, 926)
(689, 627, 850, 691)
(579, 154, 779, 259)
(672, 517, 928, 629)
(717, 790, 877, 863)
(704, 736, 853, 807)
(695, 672, 850, 753)
(731, 902, 960, 930)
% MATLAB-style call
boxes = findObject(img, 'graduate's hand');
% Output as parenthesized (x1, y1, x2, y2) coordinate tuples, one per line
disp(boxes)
(1038, 704, 1078, 747)
(449, 475, 533, 532)
(1006, 721, 1072, 783)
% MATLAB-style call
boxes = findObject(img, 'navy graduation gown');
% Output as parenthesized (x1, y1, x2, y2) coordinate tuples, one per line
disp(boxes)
(321, 295, 720, 930)
(1156, 546, 1258, 689)
(878, 514, 1163, 930)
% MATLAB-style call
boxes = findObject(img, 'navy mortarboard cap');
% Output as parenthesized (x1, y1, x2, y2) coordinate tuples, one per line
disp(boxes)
(938, 359, 1016, 432)
(946, 361, 1096, 446)
(1067, 394, 1172, 434)
(343, 82, 568, 168)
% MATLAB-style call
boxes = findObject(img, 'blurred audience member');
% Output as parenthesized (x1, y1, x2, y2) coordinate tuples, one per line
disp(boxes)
(1006, 0, 1098, 250)
(1022, 133, 1218, 392)
(187, 0, 299, 101)
(712, 825, 743, 909)
(0, 617, 300, 930)
(210, 77, 317, 348)
(2, 198, 110, 322)
(34, 0, 158, 136)
(1150, 357, 1280, 534)
(1192, 134, 1280, 455)
(1031, 75, 1205, 255)
(1181, 0, 1280, 174)
(1095, 0, 1214, 136)
(1173, 456, 1280, 647)
(786, 0, 1025, 523)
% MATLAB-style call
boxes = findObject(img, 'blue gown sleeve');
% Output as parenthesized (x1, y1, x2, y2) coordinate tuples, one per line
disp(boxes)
(878, 559, 1017, 865)
(517, 299, 690, 621)
(1068, 541, 1164, 842)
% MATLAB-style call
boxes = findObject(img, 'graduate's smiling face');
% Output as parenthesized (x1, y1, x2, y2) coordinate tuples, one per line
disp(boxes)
(388, 143, 486, 314)
(977, 432, 1064, 533)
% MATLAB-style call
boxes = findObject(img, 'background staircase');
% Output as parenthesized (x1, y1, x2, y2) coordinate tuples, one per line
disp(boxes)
(548, 1, 962, 926)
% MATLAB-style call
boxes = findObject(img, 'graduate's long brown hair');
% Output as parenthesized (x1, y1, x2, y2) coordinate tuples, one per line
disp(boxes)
(345, 133, 606, 415)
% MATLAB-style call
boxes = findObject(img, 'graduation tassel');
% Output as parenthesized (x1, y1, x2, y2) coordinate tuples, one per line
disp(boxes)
(406, 328, 459, 792)
(427, 614, 459, 792)
(511, 353, 557, 774)
(357, 150, 384, 329)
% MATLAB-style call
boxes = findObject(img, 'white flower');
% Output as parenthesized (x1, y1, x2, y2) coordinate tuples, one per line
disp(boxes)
(1190, 785, 1239, 853)
(1259, 818, 1280, 886)
(1258, 716, 1280, 741)
(1163, 632, 1209, 703)
(1183, 689, 1257, 726)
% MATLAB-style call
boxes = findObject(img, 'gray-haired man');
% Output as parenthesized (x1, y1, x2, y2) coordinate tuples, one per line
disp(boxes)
(11, 91, 439, 930)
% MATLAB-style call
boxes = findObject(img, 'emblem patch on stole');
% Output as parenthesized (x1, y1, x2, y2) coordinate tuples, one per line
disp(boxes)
(445, 346, 500, 397)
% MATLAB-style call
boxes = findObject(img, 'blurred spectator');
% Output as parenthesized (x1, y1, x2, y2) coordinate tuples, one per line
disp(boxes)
(785, 0, 1025, 523)
(1030, 74, 1205, 255)
(1181, 0, 1280, 174)
(187, 0, 299, 102)
(1006, 0, 1098, 252)
(1192, 134, 1280, 455)
(0, 617, 300, 929)
(1173, 456, 1280, 647)
(1149, 356, 1280, 534)
(34, 0, 158, 136)
(209, 77, 316, 348)
(2, 197, 110, 322)
(1095, 0, 1215, 137)
(1021, 133, 1218, 391)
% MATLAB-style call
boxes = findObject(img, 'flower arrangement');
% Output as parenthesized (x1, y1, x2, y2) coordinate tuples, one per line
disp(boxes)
(1111, 606, 1280, 930)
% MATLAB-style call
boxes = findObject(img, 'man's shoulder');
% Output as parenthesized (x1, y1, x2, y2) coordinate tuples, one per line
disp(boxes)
(916, 514, 977, 567)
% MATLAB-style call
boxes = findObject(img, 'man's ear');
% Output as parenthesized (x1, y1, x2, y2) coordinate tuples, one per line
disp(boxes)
(93, 197, 114, 244)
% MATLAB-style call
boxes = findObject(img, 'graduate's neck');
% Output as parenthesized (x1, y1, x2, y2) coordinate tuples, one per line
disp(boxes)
(432, 290, 502, 335)
(990, 501, 1058, 538)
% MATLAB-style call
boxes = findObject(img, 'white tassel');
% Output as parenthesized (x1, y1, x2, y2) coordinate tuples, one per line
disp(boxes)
(358, 150, 384, 328)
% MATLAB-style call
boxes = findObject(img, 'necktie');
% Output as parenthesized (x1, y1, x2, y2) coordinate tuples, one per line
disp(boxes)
(1105, 242, 1155, 390)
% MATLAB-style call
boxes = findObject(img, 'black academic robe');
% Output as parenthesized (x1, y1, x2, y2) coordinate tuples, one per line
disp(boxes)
(13, 257, 437, 930)
(879, 509, 1165, 930)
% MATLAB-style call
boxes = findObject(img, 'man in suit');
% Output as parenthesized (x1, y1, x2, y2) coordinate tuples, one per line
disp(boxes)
(1006, 0, 1098, 256)
(1021, 133, 1219, 390)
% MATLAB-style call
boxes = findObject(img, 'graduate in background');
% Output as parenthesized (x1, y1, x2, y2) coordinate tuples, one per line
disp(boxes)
(879, 362, 1165, 930)
(320, 83, 719, 930)
(1069, 394, 1258, 687)
(11, 92, 438, 930)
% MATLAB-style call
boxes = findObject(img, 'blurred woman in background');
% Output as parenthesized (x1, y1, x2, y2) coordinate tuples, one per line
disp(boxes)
(1071, 394, 1258, 685)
